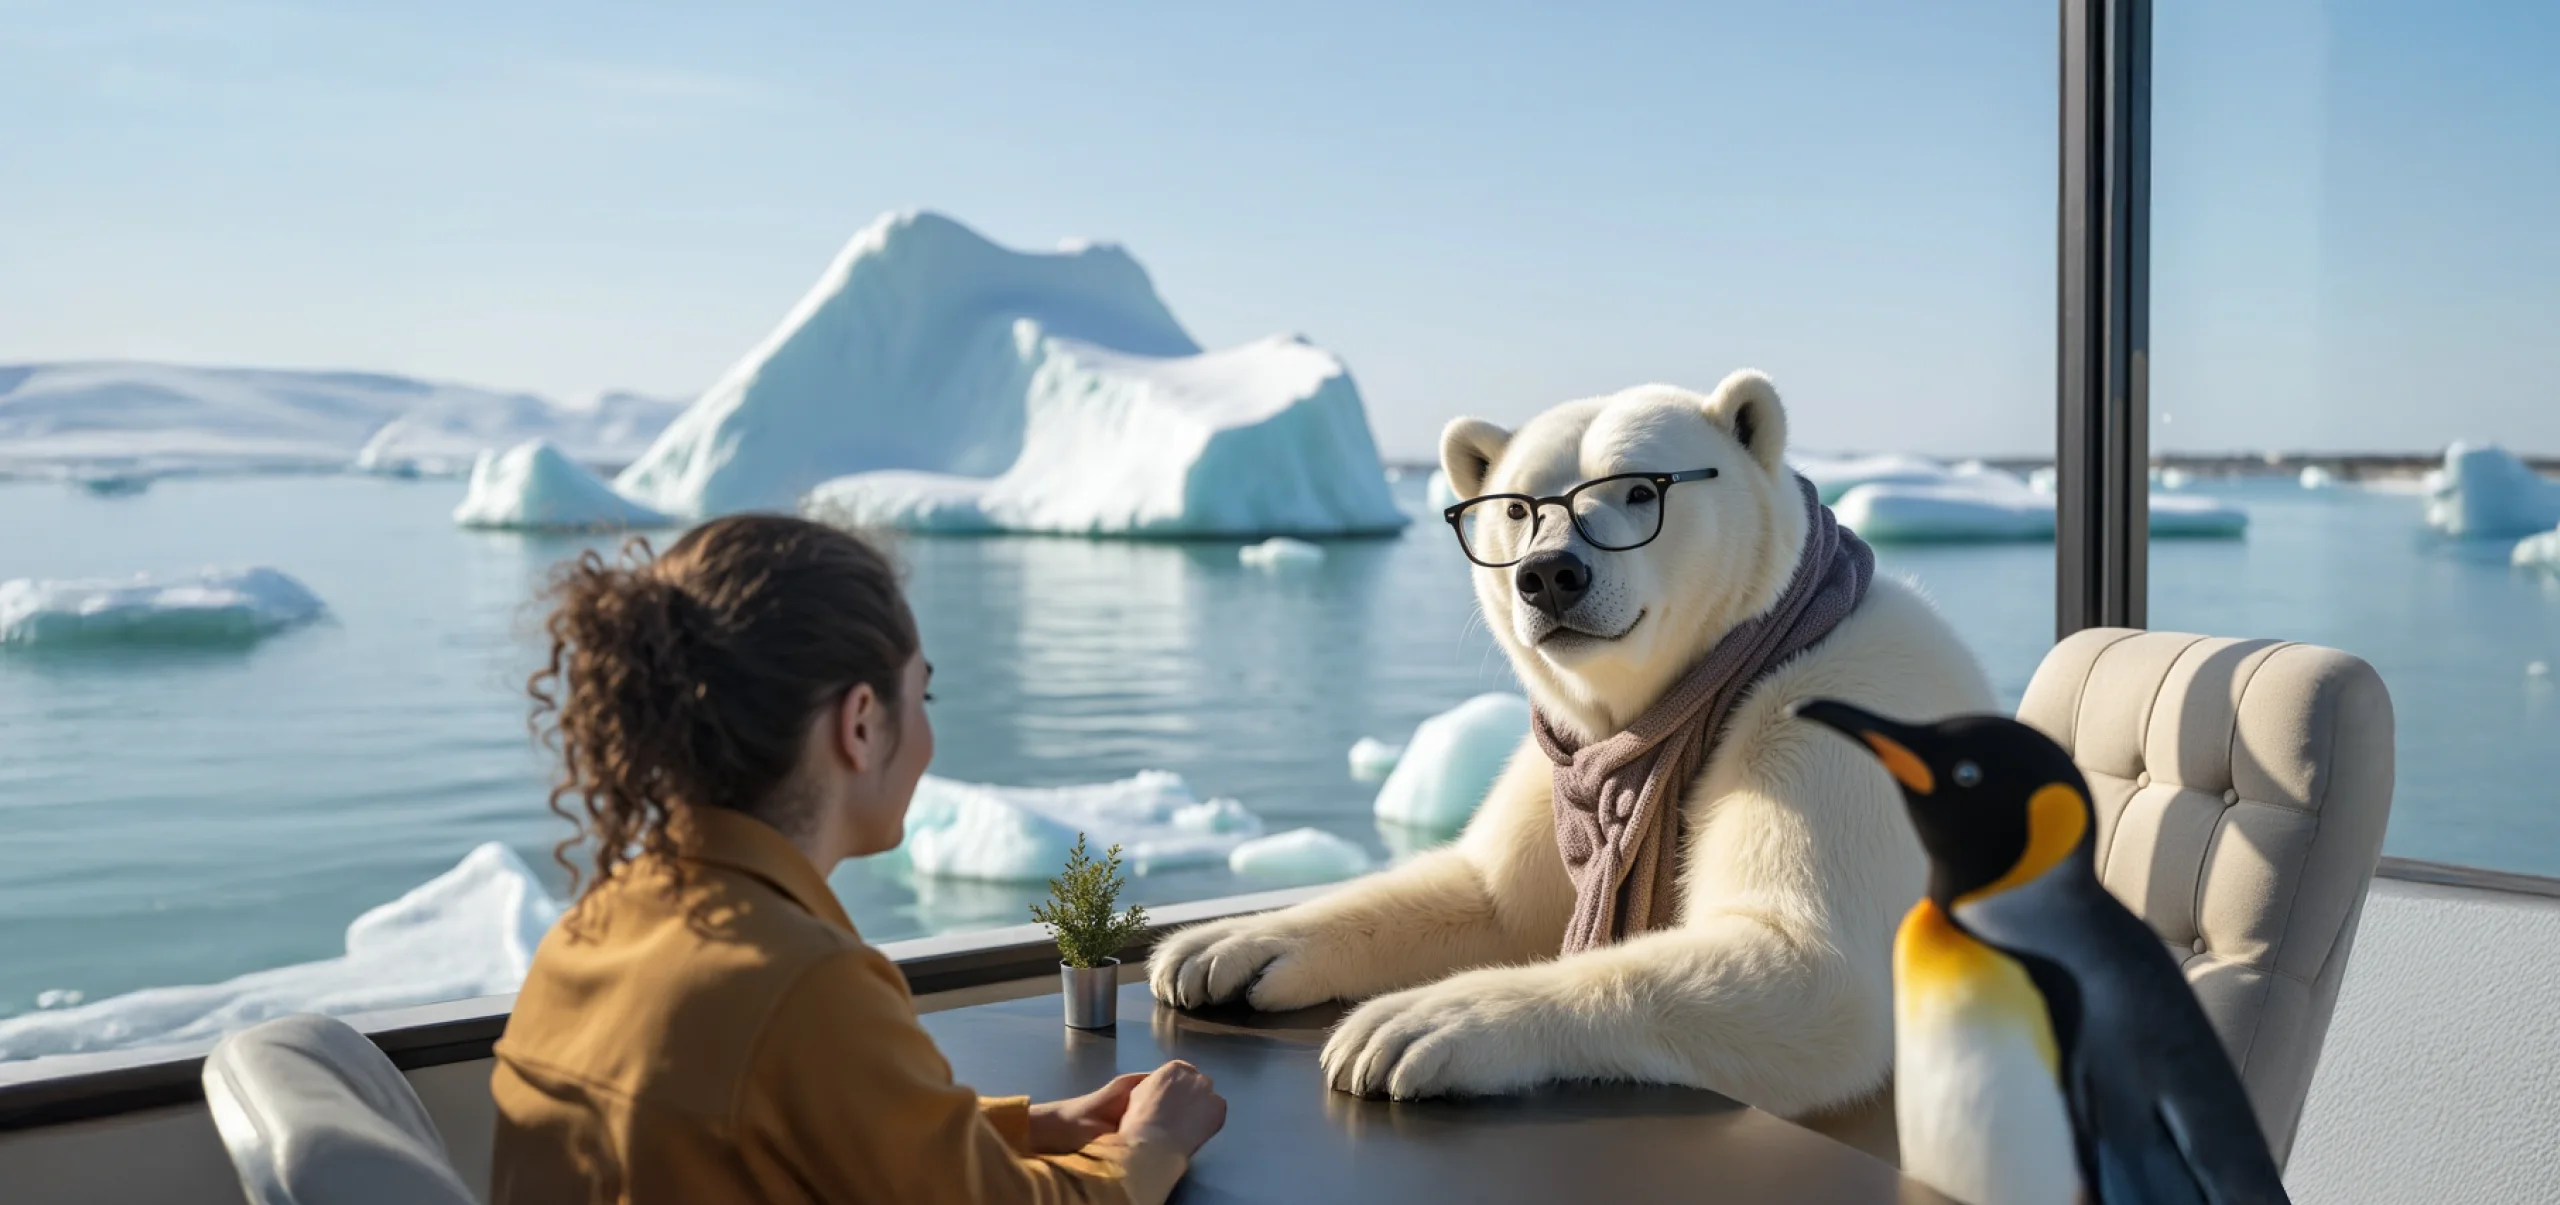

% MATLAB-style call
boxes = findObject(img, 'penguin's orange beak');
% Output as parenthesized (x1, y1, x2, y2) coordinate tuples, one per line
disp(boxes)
(1789, 699, 1936, 795)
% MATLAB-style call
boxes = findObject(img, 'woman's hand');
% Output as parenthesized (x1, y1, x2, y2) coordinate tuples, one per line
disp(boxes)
(1026, 1072, 1148, 1154)
(1117, 1060, 1228, 1158)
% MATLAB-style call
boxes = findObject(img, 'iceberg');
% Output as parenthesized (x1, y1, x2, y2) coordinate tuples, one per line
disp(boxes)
(1227, 828, 1373, 884)
(452, 440, 674, 532)
(1373, 693, 1532, 830)
(0, 567, 326, 648)
(621, 211, 1406, 537)
(0, 362, 680, 476)
(1239, 537, 1325, 569)
(2425, 442, 2560, 538)
(0, 843, 559, 1060)
(1348, 737, 1404, 782)
(886, 771, 1264, 882)
(1833, 463, 2246, 542)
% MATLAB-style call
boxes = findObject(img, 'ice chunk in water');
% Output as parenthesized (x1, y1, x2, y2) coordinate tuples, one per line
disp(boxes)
(2430, 442, 2560, 538)
(891, 771, 1264, 882)
(0, 843, 561, 1061)
(1373, 693, 1532, 830)
(1348, 737, 1404, 782)
(1239, 538, 1325, 569)
(0, 566, 326, 648)
(1228, 829, 1373, 884)
(453, 439, 672, 532)
(2514, 527, 2560, 572)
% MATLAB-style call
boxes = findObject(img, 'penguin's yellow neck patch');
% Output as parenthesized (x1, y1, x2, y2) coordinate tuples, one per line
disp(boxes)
(1896, 898, 2060, 1076)
(1959, 783, 2088, 904)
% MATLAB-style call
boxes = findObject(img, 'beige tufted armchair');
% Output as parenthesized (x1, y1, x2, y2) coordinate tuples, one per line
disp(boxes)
(2015, 628, 2396, 1168)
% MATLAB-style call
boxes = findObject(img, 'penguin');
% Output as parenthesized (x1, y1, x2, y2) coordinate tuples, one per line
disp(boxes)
(1791, 699, 2291, 1205)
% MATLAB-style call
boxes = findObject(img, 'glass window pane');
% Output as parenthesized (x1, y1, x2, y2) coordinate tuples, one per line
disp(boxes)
(0, 3, 2055, 1059)
(2152, 1, 2560, 874)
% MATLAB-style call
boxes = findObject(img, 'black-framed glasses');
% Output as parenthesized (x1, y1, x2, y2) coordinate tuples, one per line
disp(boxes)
(1442, 468, 1720, 568)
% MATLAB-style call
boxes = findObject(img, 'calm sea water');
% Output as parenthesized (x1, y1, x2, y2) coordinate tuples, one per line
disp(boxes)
(1, 473, 2554, 1020)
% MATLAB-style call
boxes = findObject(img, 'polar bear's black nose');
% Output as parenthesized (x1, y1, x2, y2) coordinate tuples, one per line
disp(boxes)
(1514, 550, 1591, 619)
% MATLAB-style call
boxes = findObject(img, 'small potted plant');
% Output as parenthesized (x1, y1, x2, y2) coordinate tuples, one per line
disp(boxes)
(1031, 834, 1150, 1030)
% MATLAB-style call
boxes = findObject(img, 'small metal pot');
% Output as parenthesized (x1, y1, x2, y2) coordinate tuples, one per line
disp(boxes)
(1061, 959, 1120, 1030)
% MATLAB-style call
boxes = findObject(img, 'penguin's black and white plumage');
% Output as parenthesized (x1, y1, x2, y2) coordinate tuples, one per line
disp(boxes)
(1793, 700, 2291, 1205)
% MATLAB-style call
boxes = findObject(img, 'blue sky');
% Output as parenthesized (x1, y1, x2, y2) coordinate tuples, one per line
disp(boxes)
(2, 0, 2552, 459)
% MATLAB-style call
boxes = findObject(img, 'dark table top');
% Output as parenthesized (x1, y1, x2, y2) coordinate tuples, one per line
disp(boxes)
(927, 982, 1950, 1204)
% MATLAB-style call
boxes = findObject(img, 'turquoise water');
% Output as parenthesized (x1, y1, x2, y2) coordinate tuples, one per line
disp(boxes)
(1, 473, 2554, 1022)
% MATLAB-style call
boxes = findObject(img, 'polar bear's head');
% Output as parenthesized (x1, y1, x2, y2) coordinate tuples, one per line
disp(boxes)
(1440, 370, 1811, 740)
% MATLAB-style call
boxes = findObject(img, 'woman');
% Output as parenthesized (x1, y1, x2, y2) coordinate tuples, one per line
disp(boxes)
(491, 515, 1225, 1204)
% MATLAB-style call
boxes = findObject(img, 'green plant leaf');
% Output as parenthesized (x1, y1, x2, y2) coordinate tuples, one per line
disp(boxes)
(1029, 833, 1150, 969)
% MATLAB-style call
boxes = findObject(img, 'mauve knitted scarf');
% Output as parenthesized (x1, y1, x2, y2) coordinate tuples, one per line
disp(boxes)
(1534, 475, 1873, 955)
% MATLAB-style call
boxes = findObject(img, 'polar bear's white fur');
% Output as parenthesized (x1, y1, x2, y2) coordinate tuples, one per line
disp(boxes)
(1149, 371, 1995, 1116)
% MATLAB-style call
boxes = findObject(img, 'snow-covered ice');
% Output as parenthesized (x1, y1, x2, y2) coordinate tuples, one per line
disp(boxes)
(452, 440, 674, 532)
(0, 843, 559, 1060)
(0, 567, 326, 648)
(0, 362, 681, 476)
(1227, 828, 1372, 884)
(885, 771, 1265, 882)
(1373, 693, 1532, 830)
(2426, 442, 2560, 538)
(621, 211, 1406, 536)
(1239, 537, 1325, 569)
(1348, 737, 1404, 782)
(1831, 462, 2246, 542)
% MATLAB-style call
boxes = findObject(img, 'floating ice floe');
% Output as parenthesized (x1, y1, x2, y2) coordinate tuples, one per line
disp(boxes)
(0, 843, 560, 1061)
(452, 440, 674, 532)
(2514, 526, 2560, 572)
(0, 567, 326, 648)
(617, 211, 1405, 538)
(1239, 537, 1324, 569)
(1832, 463, 2246, 542)
(1347, 737, 1404, 782)
(887, 771, 1264, 882)
(1373, 693, 1532, 830)
(1227, 828, 1373, 884)
(2426, 442, 2560, 538)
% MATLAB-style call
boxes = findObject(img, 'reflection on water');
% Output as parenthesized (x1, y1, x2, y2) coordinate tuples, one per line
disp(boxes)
(1, 472, 2557, 1020)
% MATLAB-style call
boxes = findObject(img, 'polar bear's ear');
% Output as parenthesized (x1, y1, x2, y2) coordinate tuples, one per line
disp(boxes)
(1703, 369, 1789, 475)
(1440, 418, 1513, 500)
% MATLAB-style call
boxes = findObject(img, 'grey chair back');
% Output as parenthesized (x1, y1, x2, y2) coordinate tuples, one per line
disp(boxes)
(202, 1013, 478, 1205)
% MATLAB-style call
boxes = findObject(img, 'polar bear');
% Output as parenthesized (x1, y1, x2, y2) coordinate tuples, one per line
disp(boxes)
(1149, 370, 1995, 1116)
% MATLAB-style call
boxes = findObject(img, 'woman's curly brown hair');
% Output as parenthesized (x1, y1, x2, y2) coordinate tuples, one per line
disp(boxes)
(528, 514, 918, 900)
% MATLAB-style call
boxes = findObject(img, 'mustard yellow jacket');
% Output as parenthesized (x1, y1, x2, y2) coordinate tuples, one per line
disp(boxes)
(490, 806, 1183, 1204)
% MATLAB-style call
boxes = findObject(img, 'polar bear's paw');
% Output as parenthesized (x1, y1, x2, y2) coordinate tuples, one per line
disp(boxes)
(1146, 916, 1338, 1011)
(1319, 974, 1553, 1100)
